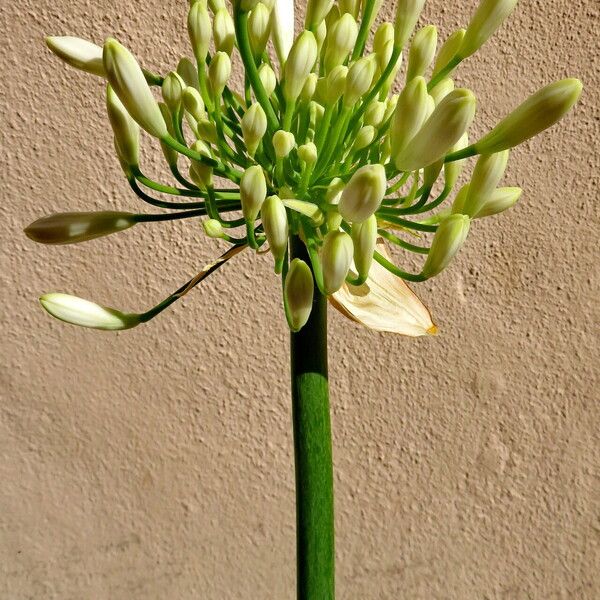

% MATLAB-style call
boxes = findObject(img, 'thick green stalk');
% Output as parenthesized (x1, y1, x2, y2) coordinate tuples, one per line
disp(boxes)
(289, 236, 335, 600)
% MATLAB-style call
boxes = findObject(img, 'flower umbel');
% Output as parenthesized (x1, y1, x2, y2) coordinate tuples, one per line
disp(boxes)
(32, 0, 582, 332)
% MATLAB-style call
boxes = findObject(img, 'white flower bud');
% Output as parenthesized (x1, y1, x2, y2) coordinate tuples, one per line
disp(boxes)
(298, 142, 318, 164)
(162, 71, 186, 111)
(339, 164, 387, 223)
(197, 118, 218, 143)
(261, 195, 289, 273)
(390, 76, 428, 160)
(322, 231, 354, 294)
(325, 65, 348, 104)
(429, 77, 454, 106)
(281, 198, 324, 224)
(106, 84, 140, 169)
(338, 0, 360, 18)
(300, 73, 318, 103)
(188, 1, 212, 63)
(421, 214, 470, 279)
(249, 3, 272, 57)
(474, 79, 583, 154)
(432, 28, 465, 77)
(462, 150, 510, 217)
(394, 0, 426, 49)
(189, 140, 213, 188)
(472, 186, 522, 219)
(283, 31, 318, 103)
(25, 211, 136, 245)
(364, 101, 387, 128)
(344, 56, 377, 107)
(444, 131, 469, 189)
(177, 57, 199, 90)
(183, 86, 206, 121)
(450, 183, 470, 215)
(351, 214, 378, 281)
(240, 165, 267, 222)
(213, 8, 236, 55)
(325, 177, 344, 230)
(103, 38, 168, 138)
(316, 19, 328, 54)
(45, 36, 105, 77)
(202, 219, 225, 238)
(272, 0, 295, 64)
(258, 63, 277, 96)
(406, 25, 438, 81)
(209, 0, 227, 11)
(394, 88, 477, 172)
(373, 22, 395, 57)
(352, 126, 376, 152)
(459, 0, 518, 59)
(40, 293, 140, 330)
(273, 130, 296, 158)
(285, 259, 314, 332)
(324, 13, 358, 72)
(305, 0, 334, 30)
(208, 51, 231, 95)
(241, 103, 268, 157)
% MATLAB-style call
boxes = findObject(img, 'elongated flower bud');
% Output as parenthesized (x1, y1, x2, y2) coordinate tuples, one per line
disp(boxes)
(285, 259, 314, 332)
(249, 3, 272, 57)
(406, 25, 437, 81)
(305, 0, 334, 30)
(213, 8, 235, 55)
(183, 86, 206, 121)
(325, 65, 348, 104)
(273, 130, 295, 158)
(421, 214, 470, 278)
(189, 140, 213, 187)
(272, 0, 295, 64)
(25, 211, 136, 245)
(46, 36, 105, 77)
(188, 0, 212, 62)
(240, 165, 267, 222)
(261, 195, 288, 273)
(162, 71, 186, 111)
(430, 77, 454, 106)
(300, 73, 318, 103)
(462, 150, 509, 217)
(322, 231, 354, 294)
(40, 293, 140, 330)
(432, 28, 465, 77)
(177, 57, 199, 90)
(373, 22, 395, 56)
(472, 186, 522, 218)
(474, 79, 583, 154)
(364, 101, 387, 128)
(282, 199, 324, 225)
(258, 63, 277, 96)
(344, 56, 377, 107)
(444, 131, 469, 189)
(339, 164, 387, 223)
(394, 0, 426, 49)
(158, 103, 179, 166)
(316, 20, 327, 55)
(390, 76, 428, 159)
(283, 31, 318, 103)
(298, 142, 318, 164)
(241, 103, 268, 157)
(459, 0, 518, 58)
(106, 84, 140, 169)
(394, 88, 476, 172)
(352, 126, 376, 152)
(103, 39, 168, 138)
(324, 13, 358, 72)
(351, 214, 378, 281)
(208, 51, 231, 95)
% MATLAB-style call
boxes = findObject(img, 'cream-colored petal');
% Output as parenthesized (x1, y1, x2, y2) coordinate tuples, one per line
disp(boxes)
(330, 240, 437, 336)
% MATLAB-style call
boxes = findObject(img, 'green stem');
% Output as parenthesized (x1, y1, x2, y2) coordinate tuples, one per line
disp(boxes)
(289, 236, 334, 600)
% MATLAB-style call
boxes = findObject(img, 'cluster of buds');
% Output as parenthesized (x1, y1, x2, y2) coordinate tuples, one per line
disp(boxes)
(29, 0, 581, 333)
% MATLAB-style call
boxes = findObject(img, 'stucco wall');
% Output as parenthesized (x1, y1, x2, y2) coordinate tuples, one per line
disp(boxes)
(1, 0, 599, 598)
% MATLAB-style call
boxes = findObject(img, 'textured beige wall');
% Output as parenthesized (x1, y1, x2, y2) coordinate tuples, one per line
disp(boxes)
(1, 0, 599, 598)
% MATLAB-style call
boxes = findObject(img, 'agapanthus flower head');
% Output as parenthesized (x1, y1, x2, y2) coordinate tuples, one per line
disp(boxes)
(32, 0, 581, 333)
